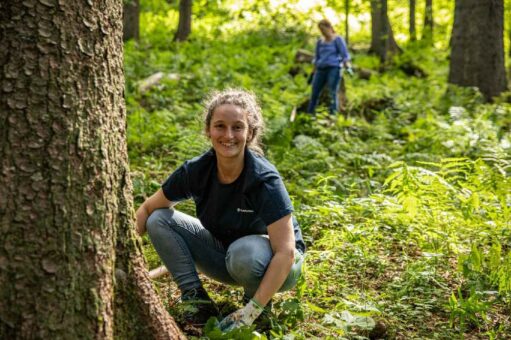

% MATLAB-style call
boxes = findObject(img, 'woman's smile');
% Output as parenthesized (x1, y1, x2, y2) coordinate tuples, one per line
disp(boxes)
(208, 104, 252, 162)
(220, 141, 236, 147)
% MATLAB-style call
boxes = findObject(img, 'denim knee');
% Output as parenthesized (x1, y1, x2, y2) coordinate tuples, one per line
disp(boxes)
(225, 235, 273, 285)
(146, 208, 173, 239)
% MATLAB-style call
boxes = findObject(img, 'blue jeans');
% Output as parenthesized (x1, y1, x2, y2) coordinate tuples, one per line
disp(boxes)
(146, 208, 304, 298)
(307, 66, 341, 114)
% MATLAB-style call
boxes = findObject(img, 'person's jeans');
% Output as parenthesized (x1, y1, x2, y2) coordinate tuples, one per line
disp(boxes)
(307, 66, 341, 114)
(146, 208, 304, 298)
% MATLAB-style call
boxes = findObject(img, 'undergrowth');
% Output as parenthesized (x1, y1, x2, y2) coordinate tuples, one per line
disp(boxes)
(127, 1, 511, 338)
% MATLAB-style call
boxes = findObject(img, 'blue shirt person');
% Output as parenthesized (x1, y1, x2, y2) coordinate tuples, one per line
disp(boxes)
(307, 19, 351, 114)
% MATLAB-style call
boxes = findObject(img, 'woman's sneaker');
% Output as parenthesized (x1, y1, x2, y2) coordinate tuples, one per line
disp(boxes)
(180, 287, 220, 327)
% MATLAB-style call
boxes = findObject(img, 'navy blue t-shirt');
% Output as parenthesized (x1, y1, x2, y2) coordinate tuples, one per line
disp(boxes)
(161, 148, 306, 253)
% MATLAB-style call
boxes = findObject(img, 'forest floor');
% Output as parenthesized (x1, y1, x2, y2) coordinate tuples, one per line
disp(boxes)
(126, 4, 511, 339)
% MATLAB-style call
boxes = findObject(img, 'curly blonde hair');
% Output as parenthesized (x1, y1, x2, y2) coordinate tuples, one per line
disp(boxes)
(203, 88, 265, 156)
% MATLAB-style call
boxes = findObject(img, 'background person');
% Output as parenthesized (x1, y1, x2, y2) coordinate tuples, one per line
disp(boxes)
(307, 19, 351, 114)
(135, 89, 306, 331)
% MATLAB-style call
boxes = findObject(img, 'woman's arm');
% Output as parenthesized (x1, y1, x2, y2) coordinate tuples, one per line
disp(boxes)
(135, 189, 175, 235)
(252, 214, 296, 306)
(336, 36, 351, 65)
(313, 39, 320, 67)
(218, 214, 296, 331)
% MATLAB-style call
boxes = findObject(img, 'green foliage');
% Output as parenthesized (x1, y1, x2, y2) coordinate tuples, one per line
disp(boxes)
(203, 318, 267, 340)
(129, 1, 511, 338)
(448, 288, 492, 333)
(458, 243, 511, 298)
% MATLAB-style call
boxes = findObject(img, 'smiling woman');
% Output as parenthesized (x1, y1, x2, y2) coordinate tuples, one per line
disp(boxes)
(135, 88, 306, 331)
(208, 104, 251, 162)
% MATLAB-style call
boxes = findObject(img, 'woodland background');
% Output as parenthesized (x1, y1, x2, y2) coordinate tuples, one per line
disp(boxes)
(127, 1, 511, 337)
(1, 0, 510, 339)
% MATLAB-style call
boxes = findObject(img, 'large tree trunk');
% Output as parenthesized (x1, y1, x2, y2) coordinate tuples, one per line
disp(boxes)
(123, 0, 140, 41)
(448, 0, 508, 101)
(0, 1, 184, 338)
(174, 0, 192, 42)
(423, 0, 433, 43)
(369, 0, 401, 64)
(409, 0, 416, 41)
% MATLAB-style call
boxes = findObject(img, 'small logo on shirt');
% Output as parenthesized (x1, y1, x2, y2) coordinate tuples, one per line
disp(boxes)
(237, 208, 254, 213)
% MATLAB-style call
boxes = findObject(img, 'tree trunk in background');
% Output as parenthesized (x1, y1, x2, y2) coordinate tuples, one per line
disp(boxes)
(0, 1, 184, 339)
(509, 27, 511, 58)
(345, 0, 350, 45)
(370, 0, 401, 64)
(449, 0, 508, 102)
(379, 0, 389, 63)
(409, 0, 416, 41)
(123, 0, 140, 41)
(423, 0, 434, 43)
(370, 0, 383, 55)
(174, 0, 192, 41)
(508, 2, 511, 76)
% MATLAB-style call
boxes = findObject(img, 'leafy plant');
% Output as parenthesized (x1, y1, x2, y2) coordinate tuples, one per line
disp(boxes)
(127, 1, 511, 338)
(448, 288, 492, 333)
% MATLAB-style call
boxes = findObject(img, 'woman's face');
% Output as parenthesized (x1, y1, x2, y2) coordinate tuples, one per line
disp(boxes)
(319, 25, 333, 38)
(207, 104, 253, 163)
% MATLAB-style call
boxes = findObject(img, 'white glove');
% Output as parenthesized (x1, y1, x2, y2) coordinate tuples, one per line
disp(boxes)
(218, 299, 264, 332)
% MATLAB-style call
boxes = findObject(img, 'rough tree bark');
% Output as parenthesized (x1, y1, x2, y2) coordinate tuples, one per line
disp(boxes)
(174, 0, 192, 42)
(448, 0, 508, 101)
(423, 0, 433, 43)
(409, 0, 416, 41)
(123, 0, 140, 41)
(369, 0, 401, 64)
(0, 1, 184, 339)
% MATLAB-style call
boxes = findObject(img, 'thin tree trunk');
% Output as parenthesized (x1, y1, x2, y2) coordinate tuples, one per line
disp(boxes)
(370, 0, 401, 64)
(509, 27, 511, 78)
(448, 0, 508, 101)
(123, 0, 140, 41)
(370, 0, 383, 55)
(0, 1, 184, 338)
(379, 0, 389, 63)
(174, 0, 192, 42)
(345, 0, 350, 45)
(423, 0, 434, 43)
(409, 0, 416, 41)
(509, 27, 511, 58)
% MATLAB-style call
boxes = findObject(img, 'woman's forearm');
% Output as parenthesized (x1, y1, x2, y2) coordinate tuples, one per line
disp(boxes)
(253, 250, 295, 306)
(135, 189, 174, 236)
(135, 204, 149, 235)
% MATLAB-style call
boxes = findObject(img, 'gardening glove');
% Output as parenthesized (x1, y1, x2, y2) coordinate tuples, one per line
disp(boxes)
(218, 299, 264, 332)
(343, 61, 354, 76)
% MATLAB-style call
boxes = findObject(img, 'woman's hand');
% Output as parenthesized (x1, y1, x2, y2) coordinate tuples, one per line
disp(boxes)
(219, 299, 264, 332)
